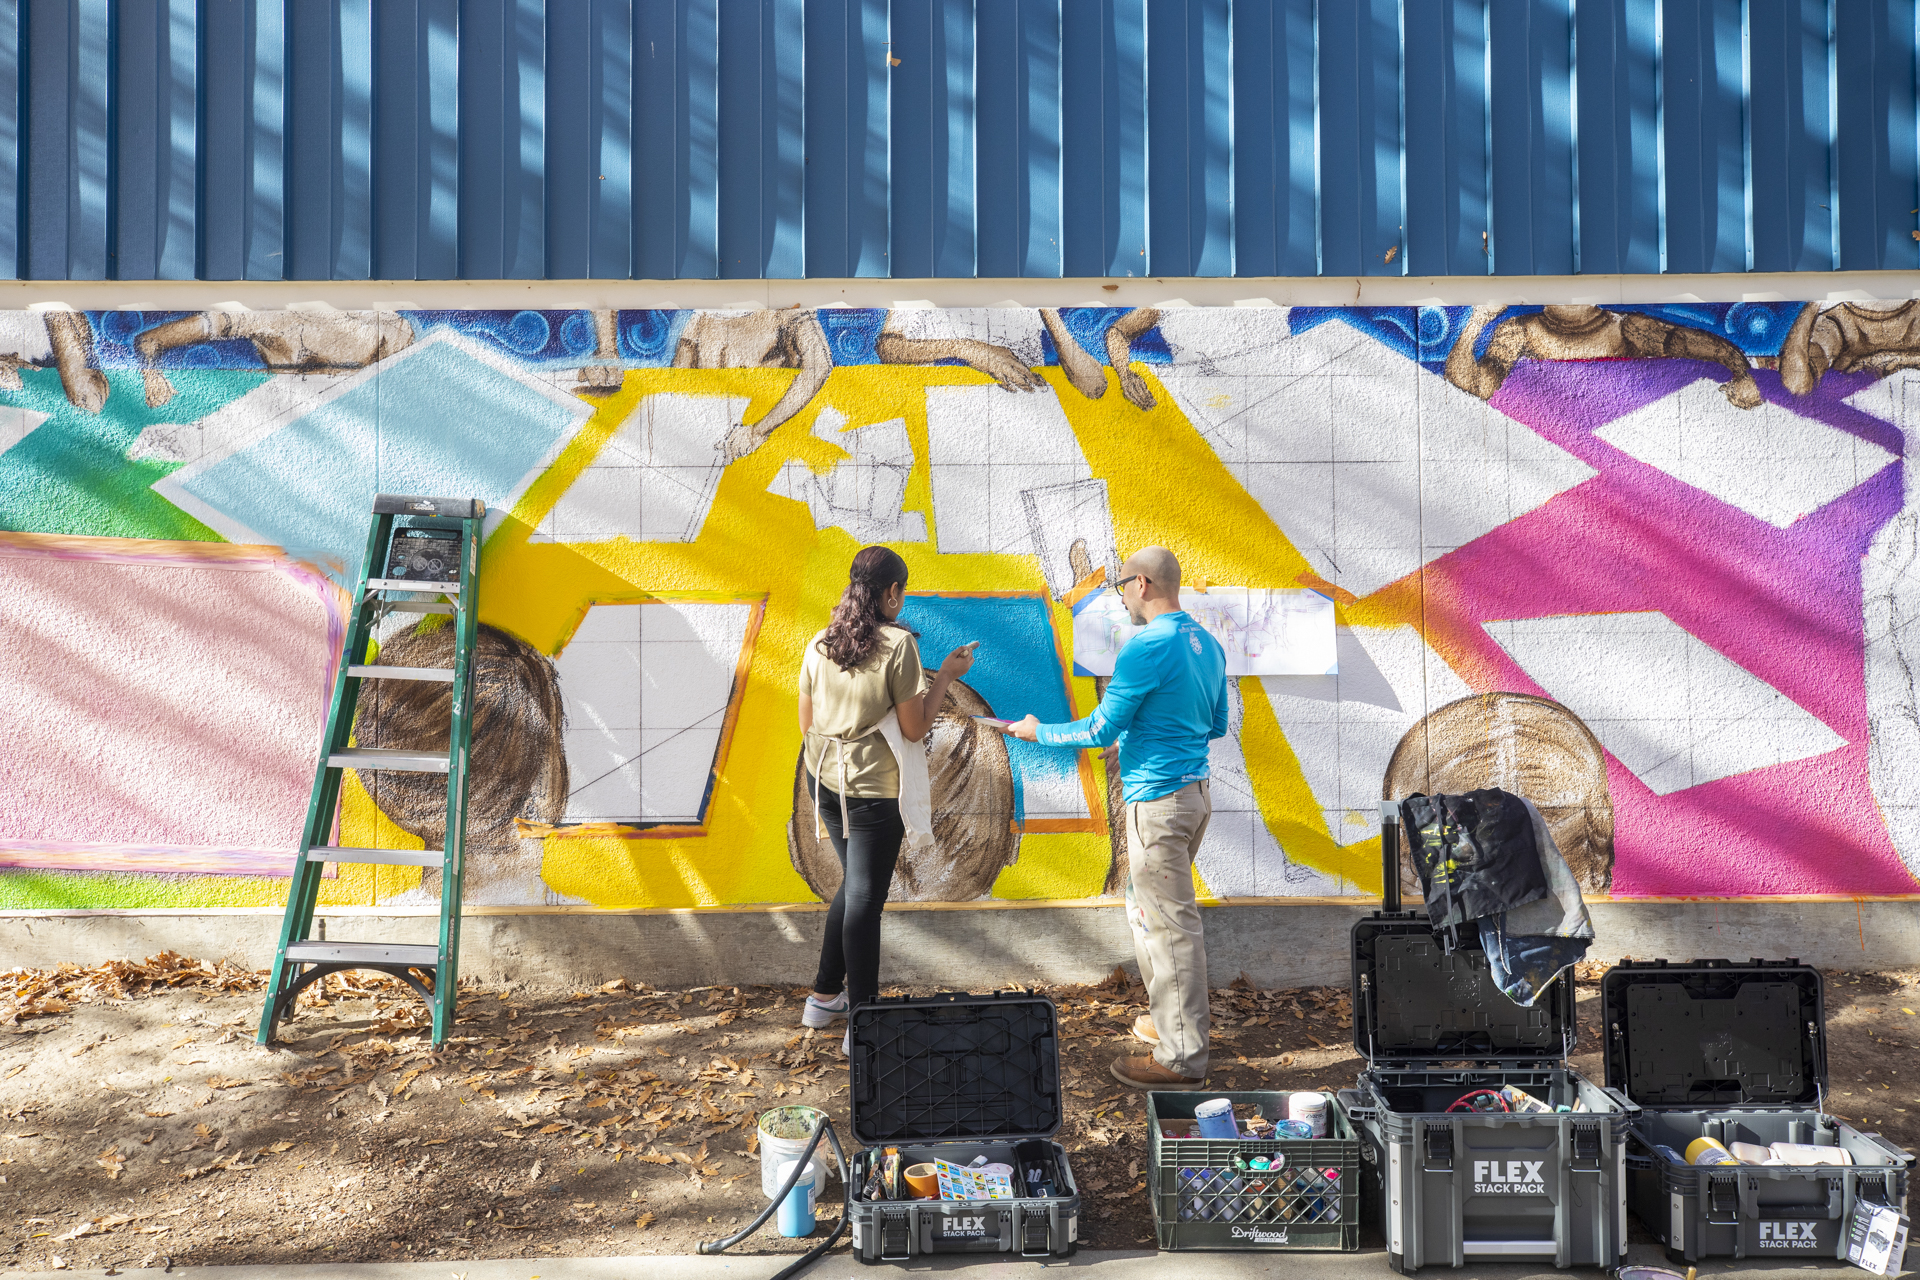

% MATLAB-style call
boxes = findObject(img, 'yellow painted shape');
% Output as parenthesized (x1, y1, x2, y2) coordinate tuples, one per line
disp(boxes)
(349, 357, 1388, 909)
(323, 772, 426, 905)
(1238, 675, 1382, 893)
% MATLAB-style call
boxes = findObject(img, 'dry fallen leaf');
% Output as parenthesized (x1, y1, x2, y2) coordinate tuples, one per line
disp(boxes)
(206, 1075, 249, 1091)
(636, 1153, 673, 1166)
(633, 1212, 656, 1230)
(267, 1141, 295, 1154)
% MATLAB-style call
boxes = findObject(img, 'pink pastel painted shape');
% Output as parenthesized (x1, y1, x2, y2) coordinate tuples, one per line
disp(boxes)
(1409, 359, 1917, 898)
(0, 537, 340, 876)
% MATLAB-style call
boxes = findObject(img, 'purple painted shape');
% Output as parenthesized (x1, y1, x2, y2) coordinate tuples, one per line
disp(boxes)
(1413, 359, 1914, 897)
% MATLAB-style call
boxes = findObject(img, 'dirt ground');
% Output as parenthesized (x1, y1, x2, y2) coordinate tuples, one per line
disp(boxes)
(1, 956, 1915, 1272)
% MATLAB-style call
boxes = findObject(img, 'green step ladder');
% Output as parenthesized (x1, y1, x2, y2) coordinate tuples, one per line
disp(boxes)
(258, 493, 485, 1047)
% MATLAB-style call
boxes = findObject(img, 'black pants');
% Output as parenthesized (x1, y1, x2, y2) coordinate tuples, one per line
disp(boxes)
(806, 775, 904, 1011)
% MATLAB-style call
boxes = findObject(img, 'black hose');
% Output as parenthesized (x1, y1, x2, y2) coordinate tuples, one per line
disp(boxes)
(697, 1114, 852, 1279)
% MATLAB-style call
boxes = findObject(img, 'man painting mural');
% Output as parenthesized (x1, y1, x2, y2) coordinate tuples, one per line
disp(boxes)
(1002, 547, 1228, 1090)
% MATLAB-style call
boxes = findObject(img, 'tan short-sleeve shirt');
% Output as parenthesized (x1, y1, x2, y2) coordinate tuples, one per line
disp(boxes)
(799, 626, 926, 798)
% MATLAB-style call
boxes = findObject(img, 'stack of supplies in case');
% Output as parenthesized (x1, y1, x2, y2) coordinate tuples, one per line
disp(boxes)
(933, 1159, 1016, 1201)
(1605, 958, 1913, 1263)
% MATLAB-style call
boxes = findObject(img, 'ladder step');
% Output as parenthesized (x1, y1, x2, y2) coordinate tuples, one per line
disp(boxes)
(328, 747, 451, 773)
(313, 846, 446, 868)
(366, 577, 459, 594)
(347, 664, 456, 682)
(285, 941, 440, 968)
(368, 600, 455, 615)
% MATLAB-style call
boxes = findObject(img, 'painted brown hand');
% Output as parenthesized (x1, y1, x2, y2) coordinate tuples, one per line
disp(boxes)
(786, 676, 1018, 902)
(1106, 308, 1162, 410)
(1781, 300, 1920, 396)
(575, 308, 625, 392)
(1040, 308, 1109, 399)
(677, 311, 834, 461)
(44, 311, 108, 415)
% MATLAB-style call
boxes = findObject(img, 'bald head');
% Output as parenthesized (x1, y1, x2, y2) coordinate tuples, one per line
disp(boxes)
(1124, 546, 1182, 596)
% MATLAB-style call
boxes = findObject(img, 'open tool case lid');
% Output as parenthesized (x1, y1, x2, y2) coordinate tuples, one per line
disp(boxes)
(1351, 917, 1577, 1065)
(1601, 958, 1826, 1112)
(847, 990, 1062, 1148)
(1355, 801, 1575, 1066)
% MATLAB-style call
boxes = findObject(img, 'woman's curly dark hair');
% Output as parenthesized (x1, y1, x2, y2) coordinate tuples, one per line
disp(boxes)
(818, 546, 915, 671)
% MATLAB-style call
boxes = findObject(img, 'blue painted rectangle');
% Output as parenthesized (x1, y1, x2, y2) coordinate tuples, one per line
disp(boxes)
(1403, 0, 1488, 275)
(1747, 0, 1834, 272)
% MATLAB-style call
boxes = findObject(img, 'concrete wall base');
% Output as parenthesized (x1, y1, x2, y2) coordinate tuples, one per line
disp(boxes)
(4, 900, 1916, 991)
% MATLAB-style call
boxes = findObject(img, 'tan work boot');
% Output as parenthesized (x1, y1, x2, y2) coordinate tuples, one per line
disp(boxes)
(1110, 1053, 1206, 1091)
(1131, 1014, 1160, 1044)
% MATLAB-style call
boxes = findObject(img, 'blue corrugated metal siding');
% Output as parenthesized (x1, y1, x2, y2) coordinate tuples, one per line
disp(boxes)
(4, 0, 1917, 280)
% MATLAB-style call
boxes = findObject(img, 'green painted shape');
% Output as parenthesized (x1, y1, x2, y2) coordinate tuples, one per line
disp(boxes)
(0, 368, 267, 540)
(0, 868, 284, 910)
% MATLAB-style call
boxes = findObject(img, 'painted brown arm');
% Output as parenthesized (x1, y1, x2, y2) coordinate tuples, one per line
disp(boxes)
(719, 312, 834, 462)
(43, 311, 109, 414)
(1040, 308, 1109, 399)
(1778, 301, 1826, 397)
(875, 332, 1047, 392)
(1620, 313, 1762, 408)
(1104, 307, 1162, 410)
(1443, 305, 1519, 401)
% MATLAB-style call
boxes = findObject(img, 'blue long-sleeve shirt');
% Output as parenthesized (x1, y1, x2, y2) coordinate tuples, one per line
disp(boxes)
(1035, 610, 1229, 804)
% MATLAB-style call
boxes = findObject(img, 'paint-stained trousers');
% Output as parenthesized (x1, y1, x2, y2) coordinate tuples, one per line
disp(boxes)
(1125, 780, 1212, 1079)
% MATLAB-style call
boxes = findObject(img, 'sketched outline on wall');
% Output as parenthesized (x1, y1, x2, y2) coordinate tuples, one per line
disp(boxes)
(515, 591, 768, 841)
(0, 530, 347, 878)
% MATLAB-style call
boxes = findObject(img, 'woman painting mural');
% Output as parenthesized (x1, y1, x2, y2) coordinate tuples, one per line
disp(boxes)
(796, 547, 977, 1050)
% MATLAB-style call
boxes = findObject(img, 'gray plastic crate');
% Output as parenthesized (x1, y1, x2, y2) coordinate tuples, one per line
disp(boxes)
(1605, 958, 1914, 1263)
(1146, 1090, 1361, 1250)
(1346, 914, 1633, 1273)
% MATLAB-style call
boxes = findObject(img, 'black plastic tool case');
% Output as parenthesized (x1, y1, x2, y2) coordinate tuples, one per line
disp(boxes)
(1341, 810, 1629, 1272)
(1603, 958, 1913, 1262)
(844, 991, 1079, 1263)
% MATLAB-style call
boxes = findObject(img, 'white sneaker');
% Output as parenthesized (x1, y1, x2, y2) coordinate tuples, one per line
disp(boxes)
(802, 990, 849, 1028)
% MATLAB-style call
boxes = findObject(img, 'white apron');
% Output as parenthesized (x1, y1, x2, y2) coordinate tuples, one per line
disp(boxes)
(811, 710, 936, 855)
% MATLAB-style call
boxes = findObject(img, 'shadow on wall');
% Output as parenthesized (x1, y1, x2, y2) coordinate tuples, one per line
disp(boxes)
(787, 675, 1018, 902)
(352, 620, 569, 905)
(1382, 691, 1616, 898)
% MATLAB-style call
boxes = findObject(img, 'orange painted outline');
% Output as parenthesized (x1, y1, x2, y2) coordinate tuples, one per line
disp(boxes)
(533, 592, 768, 841)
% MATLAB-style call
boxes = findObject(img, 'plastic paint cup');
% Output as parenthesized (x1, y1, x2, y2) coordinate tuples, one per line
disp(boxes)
(1288, 1092, 1331, 1138)
(1272, 1120, 1314, 1140)
(1193, 1098, 1239, 1140)
(773, 1160, 817, 1238)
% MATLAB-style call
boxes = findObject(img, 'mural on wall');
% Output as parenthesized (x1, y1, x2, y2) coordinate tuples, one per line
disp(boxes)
(3, 299, 1919, 911)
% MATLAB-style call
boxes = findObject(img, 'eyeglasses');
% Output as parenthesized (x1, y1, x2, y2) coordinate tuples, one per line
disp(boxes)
(1111, 573, 1146, 595)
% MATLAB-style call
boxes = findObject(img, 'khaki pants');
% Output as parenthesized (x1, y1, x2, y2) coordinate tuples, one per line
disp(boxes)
(1124, 780, 1212, 1078)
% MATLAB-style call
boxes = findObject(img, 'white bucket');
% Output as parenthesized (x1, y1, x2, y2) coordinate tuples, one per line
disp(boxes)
(1288, 1091, 1331, 1138)
(758, 1105, 833, 1198)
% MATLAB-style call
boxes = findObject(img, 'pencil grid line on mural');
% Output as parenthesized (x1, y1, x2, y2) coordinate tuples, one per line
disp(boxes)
(2, 301, 1919, 906)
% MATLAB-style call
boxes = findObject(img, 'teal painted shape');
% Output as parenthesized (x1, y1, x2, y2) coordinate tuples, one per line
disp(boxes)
(0, 368, 261, 540)
(175, 339, 581, 564)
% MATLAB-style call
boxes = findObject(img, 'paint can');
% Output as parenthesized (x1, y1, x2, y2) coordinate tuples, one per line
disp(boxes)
(1686, 1136, 1740, 1166)
(758, 1105, 833, 1198)
(1193, 1098, 1239, 1140)
(1288, 1091, 1331, 1137)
